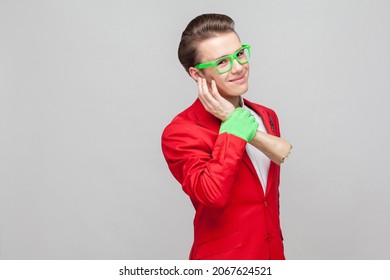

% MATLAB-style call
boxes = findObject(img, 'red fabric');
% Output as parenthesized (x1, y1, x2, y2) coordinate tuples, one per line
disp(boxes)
(161, 98, 285, 260)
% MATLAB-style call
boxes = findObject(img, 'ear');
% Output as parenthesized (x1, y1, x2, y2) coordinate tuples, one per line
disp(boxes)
(188, 67, 205, 82)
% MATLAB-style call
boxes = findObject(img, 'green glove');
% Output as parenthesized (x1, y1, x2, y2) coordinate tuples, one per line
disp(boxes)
(219, 107, 259, 142)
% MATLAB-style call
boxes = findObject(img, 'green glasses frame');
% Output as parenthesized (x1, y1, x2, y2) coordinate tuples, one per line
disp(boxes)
(194, 44, 251, 74)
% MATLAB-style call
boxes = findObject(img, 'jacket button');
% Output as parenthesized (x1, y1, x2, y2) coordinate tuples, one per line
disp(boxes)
(264, 200, 268, 207)
(265, 234, 272, 243)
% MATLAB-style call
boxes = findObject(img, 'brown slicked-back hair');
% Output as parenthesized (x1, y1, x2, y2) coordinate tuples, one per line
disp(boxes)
(178, 13, 236, 74)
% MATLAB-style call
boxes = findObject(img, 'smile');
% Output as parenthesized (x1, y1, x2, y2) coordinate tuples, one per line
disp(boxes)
(229, 75, 246, 83)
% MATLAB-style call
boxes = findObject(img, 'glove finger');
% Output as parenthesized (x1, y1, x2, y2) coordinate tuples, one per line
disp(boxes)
(242, 109, 251, 117)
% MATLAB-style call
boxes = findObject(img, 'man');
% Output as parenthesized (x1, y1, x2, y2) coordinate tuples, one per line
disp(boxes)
(161, 13, 292, 260)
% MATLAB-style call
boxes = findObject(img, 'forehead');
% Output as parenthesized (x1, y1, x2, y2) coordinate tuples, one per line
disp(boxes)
(197, 32, 242, 61)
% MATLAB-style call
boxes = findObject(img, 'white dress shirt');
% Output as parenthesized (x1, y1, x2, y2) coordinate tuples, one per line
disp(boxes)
(241, 99, 271, 194)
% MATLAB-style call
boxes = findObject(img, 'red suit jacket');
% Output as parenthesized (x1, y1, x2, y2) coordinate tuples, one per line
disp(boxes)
(161, 98, 285, 260)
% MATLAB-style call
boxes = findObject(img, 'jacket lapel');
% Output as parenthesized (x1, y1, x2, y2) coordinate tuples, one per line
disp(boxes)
(243, 99, 276, 136)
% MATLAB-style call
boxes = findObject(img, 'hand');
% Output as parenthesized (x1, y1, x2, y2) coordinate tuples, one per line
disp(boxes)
(197, 78, 235, 121)
(220, 108, 259, 142)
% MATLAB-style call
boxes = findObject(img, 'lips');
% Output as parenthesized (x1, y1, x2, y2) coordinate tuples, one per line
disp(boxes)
(229, 74, 246, 83)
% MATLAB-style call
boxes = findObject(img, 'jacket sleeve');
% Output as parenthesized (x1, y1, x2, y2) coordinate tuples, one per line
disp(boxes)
(161, 120, 247, 208)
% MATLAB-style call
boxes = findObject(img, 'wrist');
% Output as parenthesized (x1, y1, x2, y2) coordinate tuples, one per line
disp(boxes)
(221, 108, 235, 122)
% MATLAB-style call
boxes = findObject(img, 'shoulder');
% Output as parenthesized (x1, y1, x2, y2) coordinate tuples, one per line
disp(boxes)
(162, 100, 199, 135)
(161, 99, 213, 144)
(161, 101, 218, 161)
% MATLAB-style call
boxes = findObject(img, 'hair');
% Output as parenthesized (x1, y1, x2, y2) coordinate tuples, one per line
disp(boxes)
(178, 13, 237, 74)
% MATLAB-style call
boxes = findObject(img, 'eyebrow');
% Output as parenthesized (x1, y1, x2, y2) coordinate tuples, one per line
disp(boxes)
(214, 46, 242, 60)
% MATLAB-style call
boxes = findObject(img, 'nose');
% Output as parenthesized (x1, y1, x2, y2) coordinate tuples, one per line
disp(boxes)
(231, 58, 244, 73)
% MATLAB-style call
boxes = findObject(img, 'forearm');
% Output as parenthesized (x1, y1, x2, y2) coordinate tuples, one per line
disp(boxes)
(181, 133, 247, 207)
(249, 130, 292, 165)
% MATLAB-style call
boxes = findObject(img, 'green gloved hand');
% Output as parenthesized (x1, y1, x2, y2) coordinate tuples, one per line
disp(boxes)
(219, 107, 259, 142)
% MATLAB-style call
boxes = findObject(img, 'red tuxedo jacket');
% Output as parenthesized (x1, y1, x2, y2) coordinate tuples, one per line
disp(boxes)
(161, 98, 285, 260)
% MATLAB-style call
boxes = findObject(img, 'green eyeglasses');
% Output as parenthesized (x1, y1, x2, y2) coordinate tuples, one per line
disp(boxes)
(195, 44, 251, 74)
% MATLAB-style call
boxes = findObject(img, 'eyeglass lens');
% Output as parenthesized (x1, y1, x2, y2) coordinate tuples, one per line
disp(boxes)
(216, 47, 250, 73)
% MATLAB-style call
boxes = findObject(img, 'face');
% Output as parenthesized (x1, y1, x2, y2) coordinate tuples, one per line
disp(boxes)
(189, 32, 250, 104)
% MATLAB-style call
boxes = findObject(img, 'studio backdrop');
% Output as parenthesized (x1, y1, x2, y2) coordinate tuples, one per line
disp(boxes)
(1, 0, 389, 259)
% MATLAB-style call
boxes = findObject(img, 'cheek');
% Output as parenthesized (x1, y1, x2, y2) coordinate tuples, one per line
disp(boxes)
(207, 74, 224, 85)
(216, 77, 230, 90)
(215, 78, 231, 94)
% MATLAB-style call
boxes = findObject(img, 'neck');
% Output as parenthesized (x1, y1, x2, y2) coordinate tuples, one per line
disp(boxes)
(225, 96, 242, 108)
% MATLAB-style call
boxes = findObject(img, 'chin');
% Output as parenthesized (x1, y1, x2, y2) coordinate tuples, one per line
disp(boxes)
(232, 84, 249, 96)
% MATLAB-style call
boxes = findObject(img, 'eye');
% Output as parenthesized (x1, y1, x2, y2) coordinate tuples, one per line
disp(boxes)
(237, 49, 245, 58)
(216, 58, 229, 66)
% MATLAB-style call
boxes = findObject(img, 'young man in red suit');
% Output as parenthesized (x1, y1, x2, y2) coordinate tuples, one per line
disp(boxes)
(161, 14, 292, 260)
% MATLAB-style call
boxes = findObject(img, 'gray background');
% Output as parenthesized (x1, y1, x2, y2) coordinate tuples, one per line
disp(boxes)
(1, 0, 389, 259)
